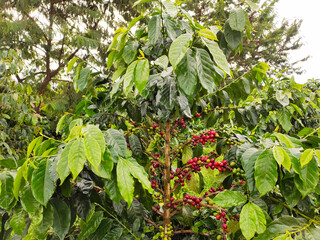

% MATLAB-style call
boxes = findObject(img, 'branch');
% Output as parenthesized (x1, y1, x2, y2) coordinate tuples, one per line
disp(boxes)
(144, 217, 160, 229)
(173, 229, 211, 237)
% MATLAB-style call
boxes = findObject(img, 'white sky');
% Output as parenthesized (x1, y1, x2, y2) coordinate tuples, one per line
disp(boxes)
(275, 0, 320, 83)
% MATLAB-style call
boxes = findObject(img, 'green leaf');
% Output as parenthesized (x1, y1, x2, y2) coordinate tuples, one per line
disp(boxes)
(201, 37, 230, 76)
(277, 108, 292, 133)
(273, 146, 291, 171)
(0, 174, 14, 207)
(169, 33, 192, 69)
(241, 149, 261, 193)
(276, 90, 290, 107)
(105, 173, 122, 203)
(176, 50, 197, 97)
(117, 157, 134, 206)
(27, 136, 43, 158)
(198, 29, 218, 40)
(56, 113, 71, 134)
(31, 158, 58, 206)
(155, 55, 169, 69)
(51, 198, 71, 240)
(129, 135, 143, 157)
(10, 204, 26, 235)
(229, 9, 246, 31)
(254, 149, 278, 196)
(300, 149, 313, 168)
(224, 22, 242, 51)
(68, 138, 86, 180)
(245, 0, 259, 11)
(162, 0, 178, 18)
(67, 57, 79, 73)
(107, 51, 117, 69)
(123, 60, 137, 95)
(77, 67, 91, 91)
(274, 133, 295, 148)
(214, 191, 247, 207)
(294, 158, 319, 198)
(280, 178, 301, 208)
(127, 15, 143, 31)
(112, 68, 126, 81)
(13, 166, 25, 200)
(196, 48, 216, 93)
(182, 146, 193, 164)
(240, 202, 257, 240)
(252, 203, 266, 234)
(90, 148, 114, 179)
(297, 127, 313, 137)
(34, 203, 54, 239)
(88, 218, 113, 240)
(177, 94, 191, 118)
(57, 142, 72, 185)
(105, 129, 127, 158)
(164, 15, 180, 40)
(82, 124, 105, 154)
(84, 135, 101, 171)
(20, 184, 41, 217)
(148, 15, 161, 45)
(126, 157, 153, 193)
(134, 59, 149, 94)
(123, 41, 139, 64)
(133, 0, 156, 7)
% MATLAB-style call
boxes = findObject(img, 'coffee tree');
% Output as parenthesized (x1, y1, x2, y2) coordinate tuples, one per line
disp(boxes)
(1, 1, 320, 240)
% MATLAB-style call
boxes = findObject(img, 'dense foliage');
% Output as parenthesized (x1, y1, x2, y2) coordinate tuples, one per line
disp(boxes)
(0, 1, 320, 240)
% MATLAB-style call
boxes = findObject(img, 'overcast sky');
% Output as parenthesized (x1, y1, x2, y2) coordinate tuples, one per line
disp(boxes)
(275, 0, 320, 83)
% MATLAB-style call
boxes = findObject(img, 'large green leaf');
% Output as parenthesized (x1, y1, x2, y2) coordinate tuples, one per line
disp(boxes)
(177, 94, 191, 118)
(280, 178, 301, 208)
(134, 59, 149, 94)
(56, 142, 72, 185)
(20, 184, 41, 217)
(224, 22, 242, 51)
(240, 202, 257, 240)
(90, 148, 114, 179)
(123, 60, 137, 95)
(201, 37, 230, 76)
(169, 33, 192, 69)
(123, 41, 138, 64)
(51, 198, 71, 240)
(67, 57, 79, 73)
(31, 158, 58, 206)
(88, 218, 113, 240)
(78, 212, 104, 240)
(196, 48, 216, 93)
(214, 191, 247, 207)
(241, 148, 261, 193)
(77, 67, 91, 91)
(294, 158, 319, 198)
(254, 149, 278, 196)
(84, 134, 101, 171)
(176, 50, 197, 97)
(27, 136, 43, 158)
(105, 129, 127, 158)
(117, 157, 134, 206)
(34, 203, 54, 239)
(126, 157, 153, 193)
(82, 124, 106, 154)
(162, 0, 178, 18)
(105, 173, 122, 203)
(68, 138, 86, 180)
(10, 204, 26, 235)
(300, 149, 313, 168)
(277, 108, 292, 133)
(274, 133, 295, 148)
(129, 134, 143, 157)
(252, 203, 266, 234)
(229, 9, 246, 31)
(148, 15, 161, 45)
(273, 145, 291, 171)
(13, 166, 24, 200)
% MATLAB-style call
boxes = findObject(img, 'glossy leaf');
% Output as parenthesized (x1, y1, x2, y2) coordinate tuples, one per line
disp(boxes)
(27, 136, 43, 158)
(84, 134, 101, 171)
(214, 191, 247, 207)
(148, 15, 161, 45)
(240, 202, 257, 240)
(198, 28, 218, 40)
(273, 145, 291, 171)
(229, 9, 246, 31)
(123, 60, 137, 95)
(82, 124, 105, 154)
(254, 149, 278, 196)
(56, 113, 71, 134)
(176, 50, 197, 97)
(78, 211, 104, 240)
(201, 37, 230, 76)
(51, 198, 71, 240)
(277, 108, 292, 133)
(20, 184, 41, 217)
(169, 33, 192, 69)
(196, 48, 216, 93)
(90, 148, 114, 179)
(0, 172, 14, 209)
(134, 59, 149, 94)
(155, 55, 169, 69)
(10, 204, 26, 235)
(300, 149, 313, 168)
(274, 133, 295, 148)
(13, 166, 24, 200)
(105, 174, 122, 203)
(123, 41, 138, 64)
(67, 57, 79, 73)
(105, 129, 127, 157)
(177, 94, 191, 118)
(68, 138, 86, 180)
(162, 0, 178, 18)
(117, 157, 134, 206)
(56, 142, 72, 185)
(280, 178, 301, 208)
(224, 22, 242, 51)
(78, 67, 90, 91)
(31, 158, 58, 206)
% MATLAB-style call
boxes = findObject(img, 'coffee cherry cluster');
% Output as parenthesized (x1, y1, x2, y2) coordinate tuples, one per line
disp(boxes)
(151, 179, 159, 189)
(159, 223, 173, 240)
(191, 130, 218, 146)
(171, 168, 189, 186)
(215, 211, 229, 230)
(183, 194, 204, 210)
(174, 118, 186, 128)
(167, 197, 180, 210)
(187, 156, 229, 172)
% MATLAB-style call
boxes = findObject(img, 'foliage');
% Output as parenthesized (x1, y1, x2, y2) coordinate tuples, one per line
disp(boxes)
(0, 1, 320, 240)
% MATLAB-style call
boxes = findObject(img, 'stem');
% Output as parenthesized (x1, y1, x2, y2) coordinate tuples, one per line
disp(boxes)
(163, 121, 172, 238)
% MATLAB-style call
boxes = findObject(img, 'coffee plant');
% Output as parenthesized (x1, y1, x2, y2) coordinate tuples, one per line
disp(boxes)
(1, 1, 320, 240)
